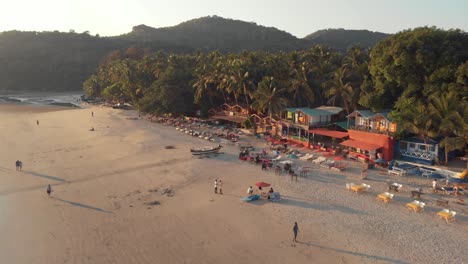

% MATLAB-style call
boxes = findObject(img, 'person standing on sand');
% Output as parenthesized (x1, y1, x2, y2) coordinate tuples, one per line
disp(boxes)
(15, 160, 20, 171)
(46, 184, 52, 197)
(91, 111, 94, 117)
(293, 222, 299, 242)
(214, 179, 218, 194)
(36, 120, 39, 126)
(218, 180, 223, 195)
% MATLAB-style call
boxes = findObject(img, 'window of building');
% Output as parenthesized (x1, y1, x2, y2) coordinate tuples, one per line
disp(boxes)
(400, 142, 408, 150)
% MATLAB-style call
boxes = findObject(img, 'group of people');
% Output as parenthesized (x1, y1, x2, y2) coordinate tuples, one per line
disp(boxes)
(214, 179, 223, 194)
(246, 186, 275, 199)
(15, 160, 23, 171)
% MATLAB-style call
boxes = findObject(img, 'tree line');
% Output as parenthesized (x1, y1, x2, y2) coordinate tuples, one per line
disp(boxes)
(83, 27, 468, 161)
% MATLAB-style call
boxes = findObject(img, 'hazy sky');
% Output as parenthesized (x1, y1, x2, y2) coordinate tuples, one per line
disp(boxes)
(0, 0, 466, 37)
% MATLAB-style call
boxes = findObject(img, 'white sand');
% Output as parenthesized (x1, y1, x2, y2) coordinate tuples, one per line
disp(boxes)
(0, 104, 466, 264)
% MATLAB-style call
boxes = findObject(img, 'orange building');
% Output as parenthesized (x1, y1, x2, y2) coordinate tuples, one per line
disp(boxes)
(342, 110, 397, 161)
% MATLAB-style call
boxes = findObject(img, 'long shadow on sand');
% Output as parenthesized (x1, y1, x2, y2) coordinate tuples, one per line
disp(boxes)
(54, 198, 113, 214)
(295, 241, 409, 264)
(23, 170, 67, 182)
(281, 195, 367, 215)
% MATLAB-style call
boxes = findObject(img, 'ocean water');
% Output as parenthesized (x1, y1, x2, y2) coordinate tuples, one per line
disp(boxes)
(0, 92, 83, 108)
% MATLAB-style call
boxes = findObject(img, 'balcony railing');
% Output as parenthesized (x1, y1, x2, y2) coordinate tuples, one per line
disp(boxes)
(213, 111, 249, 118)
(349, 125, 395, 136)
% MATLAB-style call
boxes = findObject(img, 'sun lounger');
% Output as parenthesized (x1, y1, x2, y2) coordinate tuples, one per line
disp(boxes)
(388, 167, 406, 176)
(331, 164, 347, 172)
(312, 156, 326, 164)
(320, 159, 335, 169)
(437, 209, 456, 223)
(299, 153, 314, 161)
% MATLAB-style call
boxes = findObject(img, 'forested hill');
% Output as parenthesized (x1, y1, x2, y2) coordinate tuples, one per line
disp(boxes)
(304, 29, 390, 50)
(0, 15, 390, 91)
(118, 16, 307, 52)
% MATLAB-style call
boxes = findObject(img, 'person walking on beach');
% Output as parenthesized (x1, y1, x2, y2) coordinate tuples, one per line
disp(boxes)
(214, 179, 218, 194)
(218, 180, 223, 195)
(91, 111, 94, 117)
(36, 120, 39, 126)
(18, 160, 23, 171)
(46, 184, 52, 197)
(292, 222, 299, 242)
(15, 160, 20, 171)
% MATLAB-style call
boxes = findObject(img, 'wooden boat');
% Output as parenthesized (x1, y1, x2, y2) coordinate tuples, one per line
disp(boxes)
(190, 145, 222, 155)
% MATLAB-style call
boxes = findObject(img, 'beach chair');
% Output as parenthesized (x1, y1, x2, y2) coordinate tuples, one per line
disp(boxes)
(436, 199, 449, 207)
(437, 209, 456, 223)
(331, 164, 347, 172)
(388, 183, 403, 192)
(320, 159, 335, 169)
(299, 153, 314, 161)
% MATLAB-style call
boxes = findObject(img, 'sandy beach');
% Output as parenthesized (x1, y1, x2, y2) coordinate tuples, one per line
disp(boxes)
(0, 104, 466, 264)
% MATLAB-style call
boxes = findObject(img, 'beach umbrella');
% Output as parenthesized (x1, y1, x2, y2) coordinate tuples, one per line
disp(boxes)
(280, 160, 293, 164)
(287, 154, 299, 159)
(292, 143, 302, 147)
(333, 156, 344, 161)
(255, 182, 271, 188)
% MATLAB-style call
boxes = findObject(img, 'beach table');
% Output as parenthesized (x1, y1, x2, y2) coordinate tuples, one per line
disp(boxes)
(437, 209, 456, 223)
(406, 200, 425, 212)
(377, 192, 394, 203)
(350, 184, 368, 193)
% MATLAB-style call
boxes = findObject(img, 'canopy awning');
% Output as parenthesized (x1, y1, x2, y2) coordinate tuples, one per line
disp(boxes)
(340, 139, 381, 151)
(309, 128, 349, 139)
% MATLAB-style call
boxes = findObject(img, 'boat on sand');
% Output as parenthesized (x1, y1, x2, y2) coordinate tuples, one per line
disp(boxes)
(190, 145, 222, 155)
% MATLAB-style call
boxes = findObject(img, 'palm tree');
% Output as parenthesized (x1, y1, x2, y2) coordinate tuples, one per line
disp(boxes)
(429, 91, 467, 137)
(288, 58, 315, 107)
(251, 77, 288, 119)
(325, 65, 354, 114)
(439, 137, 465, 165)
(399, 102, 438, 149)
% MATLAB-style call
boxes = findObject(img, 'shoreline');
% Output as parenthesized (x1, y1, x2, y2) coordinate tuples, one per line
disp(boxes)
(0, 104, 466, 264)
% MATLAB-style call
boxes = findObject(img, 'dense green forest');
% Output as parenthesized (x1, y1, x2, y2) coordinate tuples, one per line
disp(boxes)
(0, 16, 389, 91)
(83, 27, 468, 159)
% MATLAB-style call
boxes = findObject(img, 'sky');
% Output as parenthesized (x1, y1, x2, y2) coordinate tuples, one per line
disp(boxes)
(0, 0, 466, 37)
